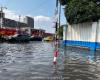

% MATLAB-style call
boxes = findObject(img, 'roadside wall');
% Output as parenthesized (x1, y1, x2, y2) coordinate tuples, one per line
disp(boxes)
(63, 20, 100, 51)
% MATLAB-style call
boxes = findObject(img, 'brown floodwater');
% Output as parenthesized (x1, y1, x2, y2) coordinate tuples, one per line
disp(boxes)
(0, 42, 100, 80)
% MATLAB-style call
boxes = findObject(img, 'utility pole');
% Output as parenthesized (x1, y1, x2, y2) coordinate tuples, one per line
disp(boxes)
(55, 0, 61, 40)
(58, 1, 61, 39)
(53, 0, 60, 65)
(18, 15, 21, 29)
(0, 6, 7, 28)
(55, 0, 58, 40)
(17, 15, 21, 34)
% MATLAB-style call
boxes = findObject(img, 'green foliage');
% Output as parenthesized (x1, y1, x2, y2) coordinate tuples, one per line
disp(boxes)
(60, 0, 100, 24)
(57, 25, 63, 38)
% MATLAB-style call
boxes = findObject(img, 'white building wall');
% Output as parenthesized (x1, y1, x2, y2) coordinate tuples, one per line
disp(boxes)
(91, 22, 98, 42)
(65, 22, 93, 42)
(96, 20, 100, 42)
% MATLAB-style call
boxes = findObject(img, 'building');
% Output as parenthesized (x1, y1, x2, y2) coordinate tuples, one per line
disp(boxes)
(0, 11, 34, 29)
(31, 28, 45, 38)
(0, 10, 5, 18)
(0, 11, 46, 38)
(3, 18, 28, 28)
(24, 16, 34, 28)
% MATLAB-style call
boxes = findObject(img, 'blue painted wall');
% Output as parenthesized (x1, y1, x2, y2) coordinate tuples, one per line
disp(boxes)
(63, 40, 100, 51)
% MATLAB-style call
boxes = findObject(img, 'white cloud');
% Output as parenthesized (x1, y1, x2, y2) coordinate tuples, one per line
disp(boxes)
(34, 15, 51, 22)
(3, 9, 51, 23)
(34, 15, 55, 33)
(3, 9, 25, 22)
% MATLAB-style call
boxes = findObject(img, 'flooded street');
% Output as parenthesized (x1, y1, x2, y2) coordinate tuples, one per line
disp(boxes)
(0, 42, 100, 80)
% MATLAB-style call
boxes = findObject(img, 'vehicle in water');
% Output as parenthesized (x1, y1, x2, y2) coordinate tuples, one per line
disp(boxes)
(43, 36, 54, 42)
(7, 29, 30, 43)
(30, 36, 42, 41)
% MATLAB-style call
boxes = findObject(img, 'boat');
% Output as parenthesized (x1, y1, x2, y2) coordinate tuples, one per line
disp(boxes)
(0, 36, 6, 42)
(7, 34, 30, 43)
(43, 36, 54, 42)
(30, 36, 42, 41)
(7, 29, 30, 43)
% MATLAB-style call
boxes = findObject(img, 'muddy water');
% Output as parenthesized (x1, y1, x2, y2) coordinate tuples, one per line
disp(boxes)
(0, 42, 100, 80)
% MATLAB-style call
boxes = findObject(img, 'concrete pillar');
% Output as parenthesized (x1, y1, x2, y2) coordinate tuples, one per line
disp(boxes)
(63, 25, 67, 45)
(63, 25, 68, 40)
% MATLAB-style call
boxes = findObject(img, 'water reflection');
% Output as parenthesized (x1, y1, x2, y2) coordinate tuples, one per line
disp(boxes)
(62, 47, 100, 80)
(0, 42, 100, 80)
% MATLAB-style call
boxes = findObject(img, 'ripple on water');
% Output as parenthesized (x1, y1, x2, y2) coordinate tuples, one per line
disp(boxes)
(0, 42, 100, 80)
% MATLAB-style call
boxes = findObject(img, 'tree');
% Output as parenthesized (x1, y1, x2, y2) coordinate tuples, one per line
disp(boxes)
(60, 0, 100, 24)
(57, 25, 63, 38)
